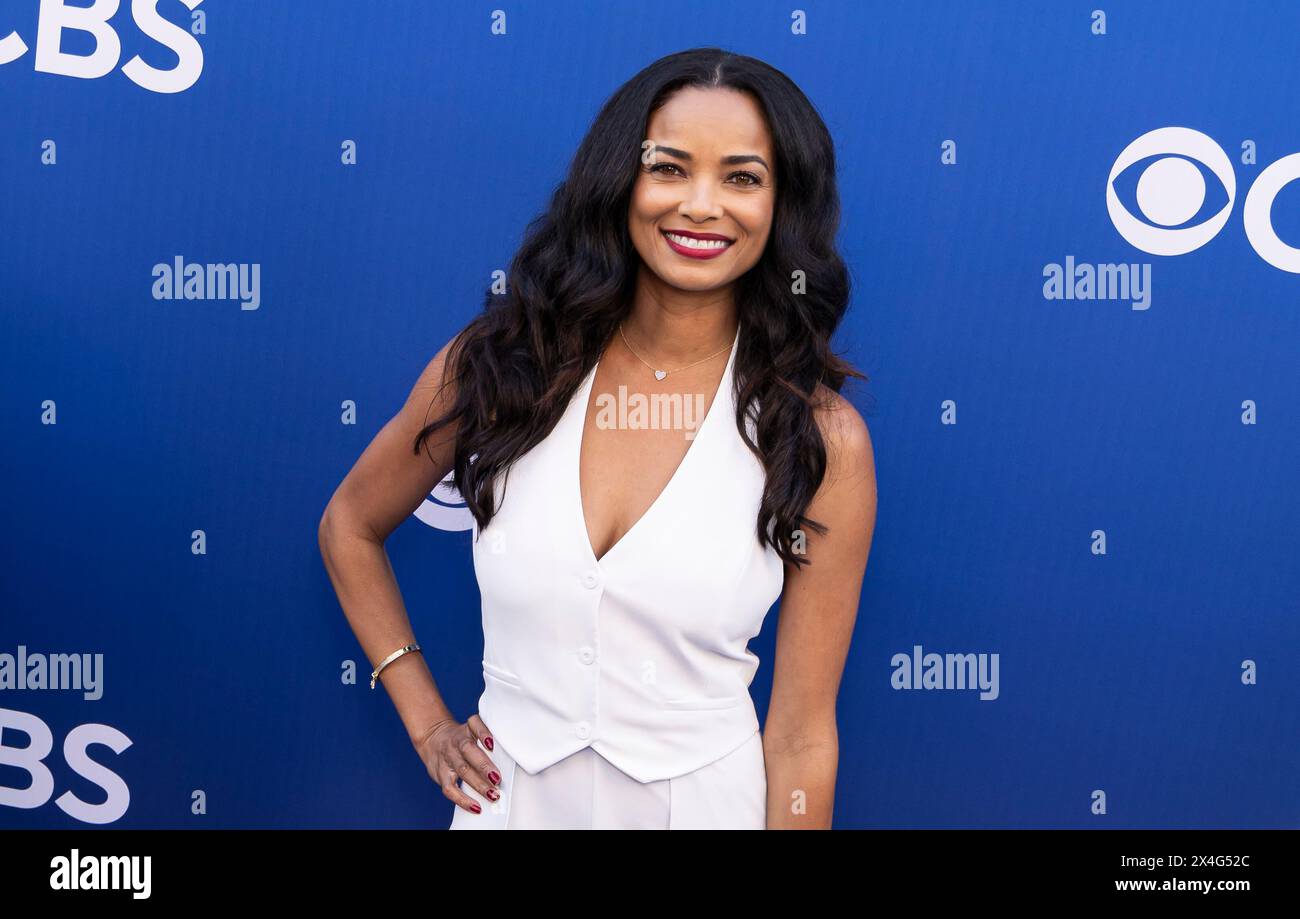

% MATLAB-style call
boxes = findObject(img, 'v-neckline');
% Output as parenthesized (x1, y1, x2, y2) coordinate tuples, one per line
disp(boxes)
(575, 321, 740, 567)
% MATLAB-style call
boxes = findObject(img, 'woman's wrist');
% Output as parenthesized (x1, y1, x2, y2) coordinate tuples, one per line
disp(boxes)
(368, 647, 456, 747)
(409, 715, 456, 749)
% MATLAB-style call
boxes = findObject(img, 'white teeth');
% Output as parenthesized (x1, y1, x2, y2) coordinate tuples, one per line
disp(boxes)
(664, 232, 731, 250)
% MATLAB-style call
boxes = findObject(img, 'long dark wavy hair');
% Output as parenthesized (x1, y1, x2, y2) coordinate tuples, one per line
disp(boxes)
(414, 47, 867, 569)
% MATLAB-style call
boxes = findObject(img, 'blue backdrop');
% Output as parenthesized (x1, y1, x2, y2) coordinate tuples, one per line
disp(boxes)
(2, 0, 1297, 829)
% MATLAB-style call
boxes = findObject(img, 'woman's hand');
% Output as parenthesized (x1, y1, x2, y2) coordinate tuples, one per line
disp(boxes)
(414, 714, 502, 814)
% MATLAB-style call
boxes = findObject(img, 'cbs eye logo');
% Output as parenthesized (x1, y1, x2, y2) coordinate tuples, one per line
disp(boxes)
(1108, 126, 1300, 273)
(413, 469, 475, 532)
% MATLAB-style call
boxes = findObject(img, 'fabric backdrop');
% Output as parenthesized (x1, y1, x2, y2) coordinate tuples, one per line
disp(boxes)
(2, 0, 1296, 829)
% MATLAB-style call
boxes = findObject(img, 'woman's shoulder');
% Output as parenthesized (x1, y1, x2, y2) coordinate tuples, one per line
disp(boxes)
(404, 330, 469, 419)
(810, 383, 872, 474)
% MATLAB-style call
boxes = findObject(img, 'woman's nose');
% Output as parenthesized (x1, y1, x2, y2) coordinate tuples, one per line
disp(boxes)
(679, 179, 724, 219)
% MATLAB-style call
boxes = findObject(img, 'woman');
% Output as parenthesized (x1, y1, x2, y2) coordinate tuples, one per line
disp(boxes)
(318, 47, 876, 829)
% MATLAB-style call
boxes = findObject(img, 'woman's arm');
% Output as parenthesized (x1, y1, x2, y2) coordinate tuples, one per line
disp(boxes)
(763, 387, 877, 829)
(317, 333, 466, 749)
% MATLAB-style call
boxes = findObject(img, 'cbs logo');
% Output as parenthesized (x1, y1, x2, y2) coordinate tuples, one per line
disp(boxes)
(0, 707, 132, 825)
(0, 0, 204, 94)
(1108, 126, 1300, 273)
(413, 470, 475, 532)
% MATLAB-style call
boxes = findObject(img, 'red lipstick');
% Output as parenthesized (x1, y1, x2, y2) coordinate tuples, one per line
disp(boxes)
(661, 228, 734, 260)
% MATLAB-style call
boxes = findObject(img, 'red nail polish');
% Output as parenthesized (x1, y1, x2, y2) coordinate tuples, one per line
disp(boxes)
(484, 736, 494, 751)
(489, 770, 501, 785)
(469, 802, 481, 814)
(486, 788, 499, 801)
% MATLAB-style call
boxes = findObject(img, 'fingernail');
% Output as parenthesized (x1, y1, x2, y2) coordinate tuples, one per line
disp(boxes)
(484, 736, 494, 751)
(489, 770, 501, 785)
(486, 788, 500, 801)
(469, 802, 481, 814)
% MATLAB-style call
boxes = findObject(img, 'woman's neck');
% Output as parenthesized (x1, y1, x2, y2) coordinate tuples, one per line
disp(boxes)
(621, 287, 738, 366)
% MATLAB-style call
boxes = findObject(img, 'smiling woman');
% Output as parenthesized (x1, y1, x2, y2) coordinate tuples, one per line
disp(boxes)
(318, 47, 876, 831)
(634, 89, 776, 277)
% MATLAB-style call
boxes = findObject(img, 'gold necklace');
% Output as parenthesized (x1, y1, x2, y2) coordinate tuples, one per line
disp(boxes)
(618, 321, 736, 381)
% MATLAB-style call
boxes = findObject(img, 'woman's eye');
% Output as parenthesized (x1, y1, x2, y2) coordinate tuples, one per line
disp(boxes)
(647, 163, 762, 186)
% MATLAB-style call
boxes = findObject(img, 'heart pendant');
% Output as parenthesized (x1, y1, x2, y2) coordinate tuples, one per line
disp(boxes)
(654, 370, 667, 380)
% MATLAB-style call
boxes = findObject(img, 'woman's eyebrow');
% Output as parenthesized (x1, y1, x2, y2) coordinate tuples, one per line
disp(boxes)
(655, 145, 770, 171)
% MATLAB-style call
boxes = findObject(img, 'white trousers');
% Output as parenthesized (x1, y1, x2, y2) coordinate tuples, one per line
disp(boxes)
(448, 730, 767, 829)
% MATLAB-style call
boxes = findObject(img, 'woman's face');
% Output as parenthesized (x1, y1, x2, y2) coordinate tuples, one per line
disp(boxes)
(628, 86, 776, 293)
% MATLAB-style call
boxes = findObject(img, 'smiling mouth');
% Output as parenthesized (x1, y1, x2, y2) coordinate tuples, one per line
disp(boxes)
(660, 229, 735, 256)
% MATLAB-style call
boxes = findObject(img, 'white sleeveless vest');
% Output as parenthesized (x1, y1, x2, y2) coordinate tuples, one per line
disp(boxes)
(469, 322, 785, 783)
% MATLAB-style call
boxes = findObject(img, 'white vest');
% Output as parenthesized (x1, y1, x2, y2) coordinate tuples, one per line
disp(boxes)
(470, 322, 785, 783)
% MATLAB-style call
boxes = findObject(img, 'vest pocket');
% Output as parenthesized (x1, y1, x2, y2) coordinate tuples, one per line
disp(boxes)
(661, 695, 740, 711)
(481, 659, 523, 688)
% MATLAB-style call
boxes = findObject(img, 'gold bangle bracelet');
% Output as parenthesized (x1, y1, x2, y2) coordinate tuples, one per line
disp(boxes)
(370, 643, 422, 689)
